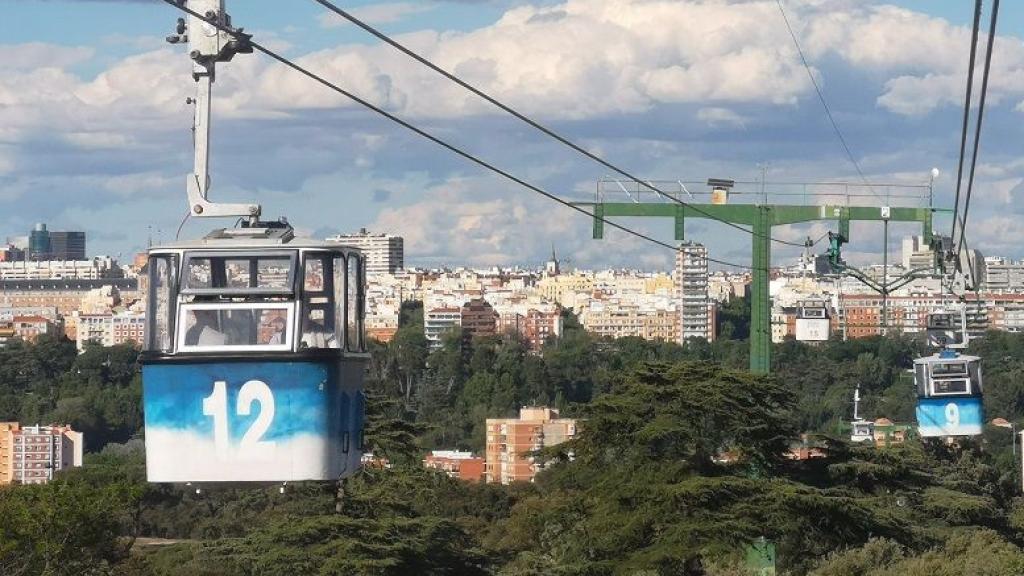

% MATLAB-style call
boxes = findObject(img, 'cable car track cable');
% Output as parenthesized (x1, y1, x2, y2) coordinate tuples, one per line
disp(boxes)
(955, 0, 1000, 270)
(949, 0, 984, 249)
(160, 0, 755, 270)
(774, 0, 874, 194)
(308, 0, 811, 249)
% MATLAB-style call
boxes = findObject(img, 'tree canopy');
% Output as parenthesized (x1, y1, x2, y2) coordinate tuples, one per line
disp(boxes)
(3, 329, 1024, 574)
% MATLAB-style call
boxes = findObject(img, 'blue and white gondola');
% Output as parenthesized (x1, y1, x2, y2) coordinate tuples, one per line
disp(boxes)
(914, 350, 983, 438)
(141, 224, 368, 483)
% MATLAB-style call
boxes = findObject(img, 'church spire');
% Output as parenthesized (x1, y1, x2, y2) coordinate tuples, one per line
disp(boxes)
(546, 243, 560, 276)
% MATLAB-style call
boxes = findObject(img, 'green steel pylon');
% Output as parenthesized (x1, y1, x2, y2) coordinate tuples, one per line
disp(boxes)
(584, 201, 943, 373)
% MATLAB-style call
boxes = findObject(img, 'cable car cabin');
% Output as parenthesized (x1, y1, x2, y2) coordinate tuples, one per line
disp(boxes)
(795, 300, 831, 342)
(914, 351, 983, 437)
(141, 226, 368, 483)
(926, 311, 966, 349)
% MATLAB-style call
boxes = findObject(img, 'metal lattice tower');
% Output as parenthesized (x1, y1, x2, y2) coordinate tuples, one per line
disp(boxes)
(580, 179, 948, 373)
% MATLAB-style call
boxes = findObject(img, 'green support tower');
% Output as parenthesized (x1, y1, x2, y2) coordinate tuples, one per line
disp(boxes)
(584, 200, 939, 373)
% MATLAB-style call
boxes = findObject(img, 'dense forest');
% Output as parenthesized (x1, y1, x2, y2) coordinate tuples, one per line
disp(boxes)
(3, 300, 1024, 574)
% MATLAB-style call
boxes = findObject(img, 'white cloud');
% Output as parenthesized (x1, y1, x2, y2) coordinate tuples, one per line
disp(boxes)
(8, 0, 1024, 138)
(697, 107, 747, 128)
(972, 214, 1024, 254)
(0, 43, 94, 71)
(101, 172, 180, 198)
(62, 131, 138, 150)
(6, 1, 1024, 263)
(366, 175, 680, 268)
(370, 177, 539, 265)
(260, 0, 1024, 119)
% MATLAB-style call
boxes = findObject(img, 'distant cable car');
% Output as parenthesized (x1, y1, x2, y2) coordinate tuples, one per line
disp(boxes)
(795, 300, 831, 342)
(141, 225, 368, 482)
(914, 350, 983, 437)
(926, 309, 967, 349)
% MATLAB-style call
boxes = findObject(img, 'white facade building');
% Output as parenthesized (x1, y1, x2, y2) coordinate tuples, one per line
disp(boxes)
(901, 236, 935, 271)
(985, 257, 1024, 292)
(326, 229, 404, 276)
(676, 243, 714, 342)
(0, 257, 122, 281)
(424, 307, 461, 349)
(75, 312, 146, 351)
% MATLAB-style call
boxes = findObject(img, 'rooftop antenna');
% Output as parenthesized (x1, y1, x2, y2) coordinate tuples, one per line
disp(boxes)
(167, 0, 260, 223)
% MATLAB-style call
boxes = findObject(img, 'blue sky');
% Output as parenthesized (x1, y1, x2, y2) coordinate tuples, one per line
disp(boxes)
(2, 0, 1024, 271)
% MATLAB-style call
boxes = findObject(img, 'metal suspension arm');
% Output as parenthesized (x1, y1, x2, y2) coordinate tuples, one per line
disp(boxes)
(884, 267, 939, 293)
(171, 0, 260, 220)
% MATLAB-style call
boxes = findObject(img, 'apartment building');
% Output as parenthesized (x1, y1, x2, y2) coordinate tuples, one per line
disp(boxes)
(0, 257, 120, 281)
(424, 307, 461, 349)
(497, 307, 563, 352)
(676, 243, 715, 342)
(0, 279, 138, 315)
(326, 229, 404, 276)
(0, 422, 16, 484)
(10, 315, 56, 343)
(485, 407, 577, 484)
(580, 302, 678, 342)
(76, 312, 146, 351)
(461, 298, 499, 341)
(0, 423, 84, 485)
(838, 294, 990, 339)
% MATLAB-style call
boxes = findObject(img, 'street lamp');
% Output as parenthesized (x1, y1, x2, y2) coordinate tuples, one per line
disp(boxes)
(991, 418, 1017, 492)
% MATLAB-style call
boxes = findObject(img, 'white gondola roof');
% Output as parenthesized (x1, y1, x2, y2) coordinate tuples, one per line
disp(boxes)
(149, 226, 363, 253)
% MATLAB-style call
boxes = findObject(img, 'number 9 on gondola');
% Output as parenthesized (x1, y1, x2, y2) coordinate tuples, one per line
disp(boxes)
(914, 351, 983, 438)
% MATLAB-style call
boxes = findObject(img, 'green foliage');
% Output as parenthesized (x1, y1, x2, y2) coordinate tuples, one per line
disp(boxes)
(717, 296, 751, 341)
(0, 339, 142, 451)
(139, 516, 487, 576)
(492, 361, 926, 574)
(6, 330, 1024, 574)
(573, 362, 797, 472)
(0, 475, 140, 576)
(811, 530, 1024, 576)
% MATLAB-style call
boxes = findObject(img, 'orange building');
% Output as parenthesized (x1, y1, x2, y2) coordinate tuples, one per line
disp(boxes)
(485, 407, 577, 484)
(0, 422, 17, 484)
(0, 423, 84, 485)
(423, 450, 486, 482)
(366, 326, 398, 343)
(498, 308, 563, 352)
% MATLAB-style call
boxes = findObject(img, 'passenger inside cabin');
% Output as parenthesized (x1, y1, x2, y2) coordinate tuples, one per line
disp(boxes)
(301, 313, 338, 349)
(266, 316, 287, 345)
(185, 309, 226, 346)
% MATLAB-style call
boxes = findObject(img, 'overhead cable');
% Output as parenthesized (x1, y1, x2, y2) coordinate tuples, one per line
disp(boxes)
(775, 0, 874, 193)
(950, 0, 985, 249)
(955, 0, 1001, 268)
(311, 0, 810, 249)
(160, 0, 754, 269)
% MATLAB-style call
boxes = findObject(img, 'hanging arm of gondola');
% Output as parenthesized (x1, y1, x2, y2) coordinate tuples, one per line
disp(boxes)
(173, 0, 261, 222)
